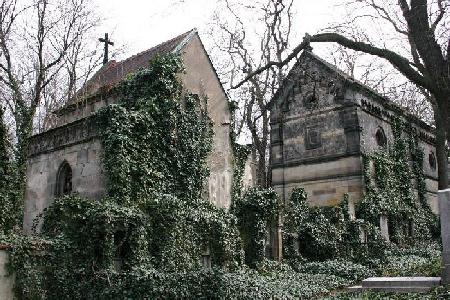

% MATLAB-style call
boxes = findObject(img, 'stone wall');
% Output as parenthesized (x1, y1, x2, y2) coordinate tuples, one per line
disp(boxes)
(354, 89, 439, 213)
(270, 50, 438, 212)
(24, 135, 105, 233)
(0, 249, 14, 300)
(180, 34, 234, 209)
(24, 32, 235, 232)
(270, 51, 363, 206)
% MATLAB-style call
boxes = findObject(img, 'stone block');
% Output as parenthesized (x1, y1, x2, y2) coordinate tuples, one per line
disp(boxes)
(379, 215, 389, 242)
(439, 189, 450, 284)
(361, 277, 441, 293)
(0, 250, 14, 300)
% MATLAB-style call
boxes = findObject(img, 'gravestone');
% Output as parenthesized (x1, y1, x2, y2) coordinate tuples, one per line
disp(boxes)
(379, 215, 389, 242)
(439, 189, 450, 284)
(347, 198, 356, 220)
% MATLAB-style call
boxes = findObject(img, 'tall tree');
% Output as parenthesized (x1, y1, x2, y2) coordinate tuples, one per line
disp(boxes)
(210, 0, 293, 187)
(236, 0, 450, 189)
(0, 0, 102, 230)
(326, 44, 434, 123)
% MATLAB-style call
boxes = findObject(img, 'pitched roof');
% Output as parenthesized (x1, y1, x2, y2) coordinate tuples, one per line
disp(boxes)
(70, 29, 197, 104)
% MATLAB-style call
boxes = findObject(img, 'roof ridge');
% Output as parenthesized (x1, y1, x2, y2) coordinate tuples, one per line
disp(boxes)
(117, 29, 195, 67)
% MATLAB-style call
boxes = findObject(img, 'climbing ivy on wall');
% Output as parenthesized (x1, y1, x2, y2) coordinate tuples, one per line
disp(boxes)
(358, 118, 438, 244)
(1, 54, 244, 298)
(230, 142, 251, 205)
(283, 188, 389, 264)
(0, 107, 19, 234)
(234, 187, 278, 266)
(96, 54, 213, 205)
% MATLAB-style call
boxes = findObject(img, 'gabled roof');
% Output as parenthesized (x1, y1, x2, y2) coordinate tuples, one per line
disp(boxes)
(68, 29, 197, 104)
(271, 50, 433, 132)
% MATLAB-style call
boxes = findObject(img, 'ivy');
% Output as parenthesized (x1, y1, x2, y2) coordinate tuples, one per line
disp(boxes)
(283, 188, 389, 264)
(234, 187, 279, 267)
(0, 106, 19, 234)
(1, 54, 244, 298)
(96, 54, 213, 205)
(358, 118, 438, 244)
(230, 142, 251, 206)
(0, 54, 442, 299)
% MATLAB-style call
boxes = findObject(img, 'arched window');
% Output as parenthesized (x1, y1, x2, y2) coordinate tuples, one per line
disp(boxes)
(55, 161, 72, 197)
(375, 127, 387, 148)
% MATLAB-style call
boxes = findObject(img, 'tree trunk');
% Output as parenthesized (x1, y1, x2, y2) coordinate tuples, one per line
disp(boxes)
(434, 99, 449, 190)
(256, 150, 267, 188)
(13, 106, 34, 230)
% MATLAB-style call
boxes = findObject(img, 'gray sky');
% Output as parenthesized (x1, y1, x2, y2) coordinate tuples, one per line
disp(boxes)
(94, 0, 337, 59)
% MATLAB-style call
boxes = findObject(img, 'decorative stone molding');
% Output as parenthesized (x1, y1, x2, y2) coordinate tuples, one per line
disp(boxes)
(360, 99, 435, 144)
(29, 116, 98, 157)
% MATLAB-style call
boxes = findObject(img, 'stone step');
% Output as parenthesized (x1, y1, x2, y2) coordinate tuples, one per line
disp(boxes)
(352, 277, 442, 293)
(362, 277, 441, 288)
(346, 285, 363, 292)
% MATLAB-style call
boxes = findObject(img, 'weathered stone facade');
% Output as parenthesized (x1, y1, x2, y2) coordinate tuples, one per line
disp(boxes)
(270, 50, 438, 213)
(0, 248, 14, 300)
(24, 29, 234, 232)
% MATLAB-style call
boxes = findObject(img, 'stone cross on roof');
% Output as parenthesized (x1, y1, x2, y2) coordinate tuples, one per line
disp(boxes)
(99, 33, 114, 65)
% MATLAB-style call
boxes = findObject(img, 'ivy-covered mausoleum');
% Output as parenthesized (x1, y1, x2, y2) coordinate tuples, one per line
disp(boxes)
(23, 29, 236, 232)
(270, 50, 439, 214)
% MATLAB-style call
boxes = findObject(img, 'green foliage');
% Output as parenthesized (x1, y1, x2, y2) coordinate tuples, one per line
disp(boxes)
(1, 54, 245, 299)
(0, 107, 19, 234)
(380, 242, 441, 277)
(283, 187, 349, 261)
(97, 54, 213, 205)
(358, 118, 438, 245)
(283, 189, 388, 262)
(296, 259, 376, 282)
(230, 143, 251, 205)
(234, 187, 279, 266)
(143, 194, 242, 271)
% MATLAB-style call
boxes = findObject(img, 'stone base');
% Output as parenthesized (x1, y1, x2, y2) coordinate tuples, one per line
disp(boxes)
(347, 277, 442, 293)
(439, 189, 450, 284)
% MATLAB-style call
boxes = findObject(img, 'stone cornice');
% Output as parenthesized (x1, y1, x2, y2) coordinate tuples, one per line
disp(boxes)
(29, 116, 98, 157)
(360, 99, 435, 145)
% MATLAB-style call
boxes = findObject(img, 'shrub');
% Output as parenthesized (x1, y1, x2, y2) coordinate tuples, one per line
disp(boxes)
(234, 187, 279, 267)
(296, 259, 376, 282)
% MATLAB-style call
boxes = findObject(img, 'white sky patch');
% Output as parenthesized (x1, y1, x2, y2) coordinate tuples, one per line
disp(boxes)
(93, 0, 337, 60)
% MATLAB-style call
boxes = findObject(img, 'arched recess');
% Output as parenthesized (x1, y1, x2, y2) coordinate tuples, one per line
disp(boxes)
(55, 161, 73, 197)
(375, 127, 387, 148)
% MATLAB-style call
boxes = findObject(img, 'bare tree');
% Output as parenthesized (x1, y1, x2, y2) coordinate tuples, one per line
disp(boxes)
(0, 0, 103, 227)
(210, 0, 294, 187)
(235, 0, 450, 189)
(326, 44, 434, 123)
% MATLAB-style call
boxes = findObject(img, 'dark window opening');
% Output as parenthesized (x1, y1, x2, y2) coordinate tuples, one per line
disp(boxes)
(55, 161, 72, 197)
(304, 93, 318, 109)
(408, 219, 414, 237)
(114, 230, 131, 272)
(305, 127, 322, 150)
(375, 128, 387, 147)
(429, 152, 436, 170)
(201, 245, 211, 270)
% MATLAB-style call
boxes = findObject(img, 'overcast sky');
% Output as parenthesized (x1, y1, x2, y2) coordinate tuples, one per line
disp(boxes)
(93, 0, 337, 60)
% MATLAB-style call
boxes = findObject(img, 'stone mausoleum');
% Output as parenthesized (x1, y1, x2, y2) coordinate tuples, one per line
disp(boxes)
(270, 50, 439, 214)
(23, 29, 235, 232)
